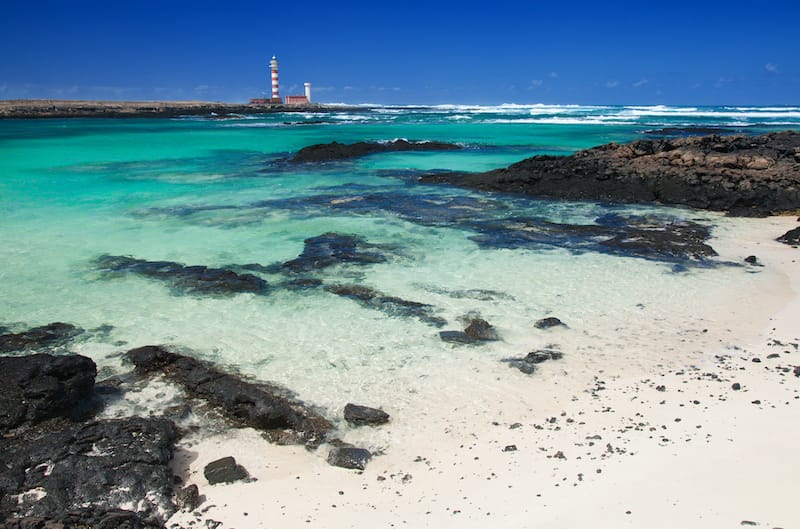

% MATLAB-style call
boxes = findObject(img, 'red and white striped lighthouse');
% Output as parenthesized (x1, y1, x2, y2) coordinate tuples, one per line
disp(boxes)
(269, 55, 281, 104)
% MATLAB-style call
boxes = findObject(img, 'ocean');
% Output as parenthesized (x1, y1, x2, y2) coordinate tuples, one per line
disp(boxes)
(1, 104, 799, 426)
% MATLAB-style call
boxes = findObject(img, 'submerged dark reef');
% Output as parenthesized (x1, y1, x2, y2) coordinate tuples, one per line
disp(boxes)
(138, 189, 722, 267)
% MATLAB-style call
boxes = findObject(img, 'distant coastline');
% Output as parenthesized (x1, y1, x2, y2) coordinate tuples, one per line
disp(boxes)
(0, 99, 366, 119)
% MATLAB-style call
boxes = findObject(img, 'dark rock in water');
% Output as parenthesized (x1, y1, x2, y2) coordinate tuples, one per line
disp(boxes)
(464, 318, 499, 341)
(327, 445, 372, 470)
(793, 365, 800, 377)
(732, 382, 742, 391)
(324, 284, 447, 327)
(744, 255, 758, 264)
(0, 322, 84, 353)
(420, 131, 800, 217)
(290, 139, 462, 163)
(440, 317, 499, 344)
(277, 232, 388, 273)
(642, 127, 738, 137)
(94, 254, 269, 296)
(0, 353, 97, 433)
(0, 417, 177, 525)
(777, 226, 800, 246)
(534, 317, 566, 329)
(175, 484, 201, 511)
(438, 330, 475, 344)
(344, 404, 390, 426)
(282, 277, 324, 290)
(204, 456, 249, 485)
(468, 214, 718, 263)
(503, 349, 564, 374)
(125, 345, 333, 446)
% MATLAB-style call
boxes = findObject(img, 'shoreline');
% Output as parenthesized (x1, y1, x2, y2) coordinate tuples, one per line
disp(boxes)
(165, 215, 800, 529)
(0, 99, 368, 119)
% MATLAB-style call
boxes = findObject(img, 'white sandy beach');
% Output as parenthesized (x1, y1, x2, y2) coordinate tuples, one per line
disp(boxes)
(166, 216, 800, 529)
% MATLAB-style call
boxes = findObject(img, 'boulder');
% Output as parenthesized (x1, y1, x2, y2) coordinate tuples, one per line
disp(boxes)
(534, 317, 566, 329)
(0, 323, 84, 353)
(203, 457, 249, 485)
(0, 354, 97, 433)
(343, 404, 390, 426)
(327, 445, 372, 470)
(464, 318, 499, 341)
(503, 349, 564, 374)
(440, 317, 499, 344)
(125, 345, 333, 446)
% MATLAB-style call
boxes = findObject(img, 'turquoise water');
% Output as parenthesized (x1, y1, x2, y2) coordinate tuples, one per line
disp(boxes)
(1, 104, 798, 415)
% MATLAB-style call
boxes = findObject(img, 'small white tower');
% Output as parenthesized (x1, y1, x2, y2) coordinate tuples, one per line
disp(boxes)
(304, 82, 312, 103)
(270, 56, 281, 103)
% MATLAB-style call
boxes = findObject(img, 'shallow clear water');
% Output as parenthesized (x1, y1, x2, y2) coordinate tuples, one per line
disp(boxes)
(1, 104, 798, 416)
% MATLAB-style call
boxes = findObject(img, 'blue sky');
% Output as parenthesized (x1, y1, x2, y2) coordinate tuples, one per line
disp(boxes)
(1, 0, 798, 105)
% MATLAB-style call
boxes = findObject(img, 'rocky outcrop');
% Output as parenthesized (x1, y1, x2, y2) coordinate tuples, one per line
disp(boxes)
(0, 323, 84, 353)
(125, 345, 333, 446)
(290, 139, 462, 163)
(94, 254, 269, 296)
(0, 354, 97, 433)
(343, 404, 390, 426)
(420, 131, 800, 217)
(0, 417, 178, 526)
(0, 353, 179, 527)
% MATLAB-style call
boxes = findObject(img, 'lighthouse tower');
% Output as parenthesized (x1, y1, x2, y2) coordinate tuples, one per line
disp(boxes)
(269, 56, 282, 104)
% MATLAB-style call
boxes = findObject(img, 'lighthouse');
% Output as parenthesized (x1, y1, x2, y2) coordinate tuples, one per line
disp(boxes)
(269, 56, 282, 104)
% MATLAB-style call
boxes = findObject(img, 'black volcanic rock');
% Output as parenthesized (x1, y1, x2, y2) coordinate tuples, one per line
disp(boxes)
(327, 445, 372, 470)
(277, 232, 388, 273)
(343, 404, 390, 426)
(0, 417, 178, 526)
(0, 322, 84, 353)
(324, 284, 447, 327)
(290, 139, 462, 163)
(503, 349, 564, 374)
(420, 131, 800, 217)
(777, 226, 800, 246)
(0, 353, 97, 433)
(534, 317, 566, 329)
(204, 456, 249, 485)
(94, 254, 269, 296)
(125, 345, 333, 446)
(440, 317, 499, 345)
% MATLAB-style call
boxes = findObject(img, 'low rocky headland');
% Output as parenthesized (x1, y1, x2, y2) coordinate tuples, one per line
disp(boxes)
(0, 99, 362, 119)
(420, 131, 800, 217)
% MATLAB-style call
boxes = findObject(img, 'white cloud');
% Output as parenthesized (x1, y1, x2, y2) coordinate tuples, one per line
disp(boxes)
(529, 79, 543, 88)
(765, 63, 779, 73)
(633, 79, 649, 88)
(548, 71, 558, 78)
(605, 80, 619, 88)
